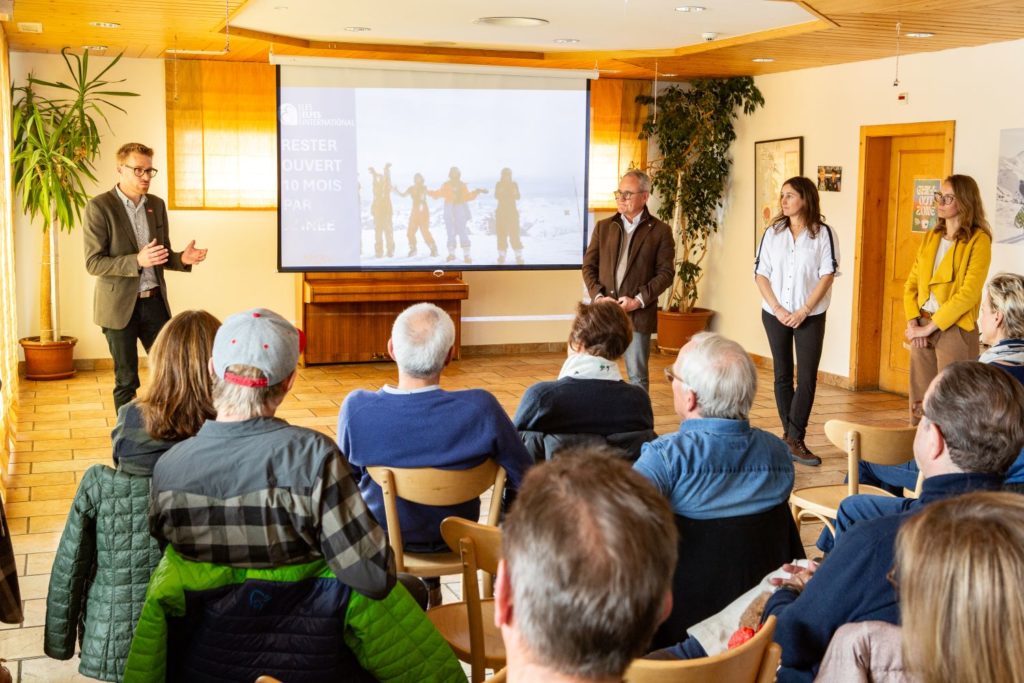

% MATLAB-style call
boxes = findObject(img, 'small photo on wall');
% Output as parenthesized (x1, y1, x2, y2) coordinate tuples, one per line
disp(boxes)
(817, 166, 842, 192)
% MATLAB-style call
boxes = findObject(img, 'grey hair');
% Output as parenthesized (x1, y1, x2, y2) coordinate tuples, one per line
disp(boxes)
(987, 272, 1024, 339)
(212, 365, 289, 419)
(391, 303, 456, 379)
(675, 332, 757, 420)
(621, 169, 651, 193)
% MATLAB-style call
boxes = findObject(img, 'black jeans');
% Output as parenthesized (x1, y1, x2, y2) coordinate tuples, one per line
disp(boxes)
(102, 293, 170, 413)
(761, 309, 827, 441)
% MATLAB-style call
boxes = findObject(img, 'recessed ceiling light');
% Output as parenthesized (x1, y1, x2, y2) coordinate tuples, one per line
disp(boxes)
(164, 48, 229, 56)
(475, 17, 549, 27)
(81, 45, 108, 51)
(662, 73, 678, 77)
(273, 5, 289, 9)
(600, 69, 622, 73)
(752, 57, 775, 63)
(554, 38, 579, 44)
(906, 32, 934, 38)
(344, 26, 371, 32)
(425, 41, 457, 47)
(675, 5, 706, 12)
(89, 21, 121, 29)
(17, 22, 43, 33)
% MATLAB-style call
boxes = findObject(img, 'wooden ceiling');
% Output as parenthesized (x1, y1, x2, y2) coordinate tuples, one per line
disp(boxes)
(3, 0, 1024, 80)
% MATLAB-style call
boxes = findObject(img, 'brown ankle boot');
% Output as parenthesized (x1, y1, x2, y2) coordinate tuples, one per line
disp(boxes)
(785, 436, 821, 466)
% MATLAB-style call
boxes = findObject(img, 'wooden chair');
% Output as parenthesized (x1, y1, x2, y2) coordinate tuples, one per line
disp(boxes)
(366, 460, 506, 578)
(426, 517, 505, 683)
(626, 616, 780, 683)
(789, 420, 917, 539)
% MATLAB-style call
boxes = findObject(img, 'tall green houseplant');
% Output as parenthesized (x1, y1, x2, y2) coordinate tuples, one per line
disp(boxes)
(11, 48, 136, 345)
(637, 78, 763, 313)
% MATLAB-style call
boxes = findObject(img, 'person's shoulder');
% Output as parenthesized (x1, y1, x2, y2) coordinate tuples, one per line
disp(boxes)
(342, 388, 382, 407)
(451, 387, 504, 408)
(88, 187, 119, 208)
(967, 228, 992, 247)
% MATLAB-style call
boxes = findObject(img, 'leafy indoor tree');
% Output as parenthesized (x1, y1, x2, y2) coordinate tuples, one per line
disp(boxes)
(637, 78, 764, 312)
(12, 48, 136, 344)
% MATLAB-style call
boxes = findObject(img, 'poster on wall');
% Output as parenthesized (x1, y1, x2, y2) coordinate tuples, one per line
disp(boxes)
(754, 136, 803, 254)
(995, 127, 1024, 244)
(913, 178, 941, 233)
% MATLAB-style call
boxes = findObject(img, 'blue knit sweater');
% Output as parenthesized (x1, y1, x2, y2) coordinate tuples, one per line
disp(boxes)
(338, 387, 532, 548)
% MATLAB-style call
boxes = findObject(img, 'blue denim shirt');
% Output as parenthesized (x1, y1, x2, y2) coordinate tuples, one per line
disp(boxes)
(633, 418, 794, 519)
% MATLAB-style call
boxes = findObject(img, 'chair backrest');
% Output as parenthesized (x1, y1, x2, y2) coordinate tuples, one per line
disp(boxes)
(626, 616, 780, 683)
(366, 461, 507, 562)
(441, 517, 503, 681)
(648, 501, 803, 652)
(824, 420, 917, 497)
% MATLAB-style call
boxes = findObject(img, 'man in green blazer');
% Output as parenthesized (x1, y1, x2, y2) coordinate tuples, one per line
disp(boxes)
(84, 142, 208, 412)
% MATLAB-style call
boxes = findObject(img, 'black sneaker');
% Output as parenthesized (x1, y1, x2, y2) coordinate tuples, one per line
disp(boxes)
(785, 436, 822, 466)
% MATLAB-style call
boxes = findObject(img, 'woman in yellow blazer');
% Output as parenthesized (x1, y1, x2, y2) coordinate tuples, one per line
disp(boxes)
(903, 174, 992, 423)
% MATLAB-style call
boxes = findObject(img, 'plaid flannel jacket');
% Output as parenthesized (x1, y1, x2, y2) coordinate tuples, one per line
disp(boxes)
(150, 417, 394, 600)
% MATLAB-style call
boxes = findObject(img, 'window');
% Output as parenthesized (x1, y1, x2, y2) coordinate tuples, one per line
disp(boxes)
(165, 60, 277, 209)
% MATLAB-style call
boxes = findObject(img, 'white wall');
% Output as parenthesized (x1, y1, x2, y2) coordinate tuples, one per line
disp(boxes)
(10, 54, 583, 360)
(702, 38, 1024, 380)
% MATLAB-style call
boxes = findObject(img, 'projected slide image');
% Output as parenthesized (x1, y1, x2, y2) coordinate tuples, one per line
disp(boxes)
(279, 82, 588, 271)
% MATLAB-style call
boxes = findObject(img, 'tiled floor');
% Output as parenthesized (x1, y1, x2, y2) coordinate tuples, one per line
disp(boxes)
(1, 349, 908, 680)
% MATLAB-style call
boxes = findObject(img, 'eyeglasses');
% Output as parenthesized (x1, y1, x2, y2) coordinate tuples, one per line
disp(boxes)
(664, 366, 681, 385)
(933, 192, 956, 206)
(613, 190, 643, 200)
(123, 165, 159, 178)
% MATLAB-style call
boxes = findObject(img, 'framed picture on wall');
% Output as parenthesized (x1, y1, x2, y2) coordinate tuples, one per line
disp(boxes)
(754, 136, 803, 254)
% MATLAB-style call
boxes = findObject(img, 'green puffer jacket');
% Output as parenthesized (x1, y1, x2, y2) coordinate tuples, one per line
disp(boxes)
(124, 546, 464, 682)
(44, 462, 163, 681)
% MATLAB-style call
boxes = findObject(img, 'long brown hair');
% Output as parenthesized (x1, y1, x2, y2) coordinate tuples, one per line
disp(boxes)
(935, 174, 993, 242)
(770, 176, 825, 238)
(138, 310, 221, 441)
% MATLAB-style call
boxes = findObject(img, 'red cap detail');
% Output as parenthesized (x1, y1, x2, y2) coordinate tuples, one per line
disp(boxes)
(263, 344, 269, 349)
(253, 312, 262, 318)
(223, 371, 268, 388)
(297, 328, 306, 354)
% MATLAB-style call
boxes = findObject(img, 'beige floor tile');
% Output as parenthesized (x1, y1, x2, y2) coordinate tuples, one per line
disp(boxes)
(19, 656, 96, 682)
(21, 599, 46, 628)
(29, 515, 70, 534)
(8, 533, 62, 555)
(0, 625, 45, 659)
(16, 574, 52, 601)
(24, 553, 55, 576)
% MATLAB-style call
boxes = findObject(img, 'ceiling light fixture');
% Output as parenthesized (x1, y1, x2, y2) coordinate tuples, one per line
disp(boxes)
(425, 41, 457, 47)
(662, 73, 678, 77)
(752, 57, 774, 63)
(165, 48, 229, 55)
(906, 31, 934, 38)
(675, 6, 706, 12)
(554, 38, 579, 44)
(17, 22, 43, 33)
(475, 16, 549, 27)
(81, 45, 108, 51)
(89, 21, 121, 29)
(345, 26, 371, 32)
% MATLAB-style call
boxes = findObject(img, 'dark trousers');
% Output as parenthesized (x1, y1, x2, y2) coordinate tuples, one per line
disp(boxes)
(761, 310, 827, 441)
(102, 293, 170, 413)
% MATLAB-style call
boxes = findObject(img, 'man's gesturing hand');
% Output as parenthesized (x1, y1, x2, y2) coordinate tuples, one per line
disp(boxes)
(137, 239, 169, 267)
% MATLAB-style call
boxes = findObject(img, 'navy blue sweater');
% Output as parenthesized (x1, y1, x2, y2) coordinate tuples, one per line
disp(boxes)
(765, 472, 1003, 683)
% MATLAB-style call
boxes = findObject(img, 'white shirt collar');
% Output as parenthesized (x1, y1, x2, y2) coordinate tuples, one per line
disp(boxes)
(382, 384, 442, 395)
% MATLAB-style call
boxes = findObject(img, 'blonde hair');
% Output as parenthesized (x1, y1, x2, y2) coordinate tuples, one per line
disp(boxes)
(935, 174, 992, 242)
(986, 272, 1024, 339)
(896, 491, 1024, 683)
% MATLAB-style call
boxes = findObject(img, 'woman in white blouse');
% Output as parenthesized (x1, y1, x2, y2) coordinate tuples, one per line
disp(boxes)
(754, 176, 839, 466)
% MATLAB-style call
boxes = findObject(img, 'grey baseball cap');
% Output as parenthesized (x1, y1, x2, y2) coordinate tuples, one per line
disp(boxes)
(212, 308, 301, 387)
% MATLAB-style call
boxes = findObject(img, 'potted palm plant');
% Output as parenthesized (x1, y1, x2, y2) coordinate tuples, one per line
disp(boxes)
(12, 48, 136, 379)
(636, 77, 763, 352)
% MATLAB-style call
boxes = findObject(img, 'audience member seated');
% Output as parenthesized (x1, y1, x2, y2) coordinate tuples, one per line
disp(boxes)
(764, 361, 1024, 682)
(124, 543, 462, 682)
(513, 300, 655, 461)
(150, 308, 395, 597)
(633, 332, 797, 648)
(817, 272, 1024, 553)
(495, 448, 677, 683)
(818, 491, 1024, 682)
(338, 302, 532, 607)
(44, 310, 220, 681)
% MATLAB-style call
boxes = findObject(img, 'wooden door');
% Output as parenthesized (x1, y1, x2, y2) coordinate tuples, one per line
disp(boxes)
(877, 134, 946, 393)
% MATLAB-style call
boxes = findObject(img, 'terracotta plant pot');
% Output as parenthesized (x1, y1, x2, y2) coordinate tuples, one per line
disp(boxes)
(19, 336, 77, 380)
(656, 308, 714, 354)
